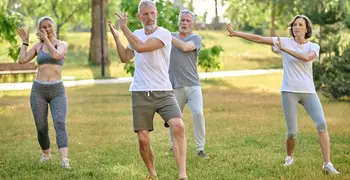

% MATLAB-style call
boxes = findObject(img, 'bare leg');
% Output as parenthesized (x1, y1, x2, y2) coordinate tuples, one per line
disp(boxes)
(137, 130, 157, 177)
(168, 118, 187, 179)
(318, 132, 330, 164)
(286, 138, 296, 157)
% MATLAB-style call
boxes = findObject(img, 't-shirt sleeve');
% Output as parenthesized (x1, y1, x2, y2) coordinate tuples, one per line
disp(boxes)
(127, 43, 134, 50)
(309, 43, 320, 59)
(153, 29, 172, 47)
(192, 35, 202, 55)
(272, 37, 289, 54)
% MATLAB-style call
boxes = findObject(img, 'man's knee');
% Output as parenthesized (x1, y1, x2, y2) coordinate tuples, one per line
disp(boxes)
(191, 109, 204, 118)
(168, 118, 185, 135)
(137, 131, 150, 151)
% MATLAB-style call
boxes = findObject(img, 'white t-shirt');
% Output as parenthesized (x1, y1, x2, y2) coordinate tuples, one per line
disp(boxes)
(272, 37, 320, 93)
(127, 27, 173, 91)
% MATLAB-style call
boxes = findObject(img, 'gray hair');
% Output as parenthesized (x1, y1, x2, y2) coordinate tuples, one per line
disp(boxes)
(138, 0, 156, 13)
(179, 10, 195, 22)
(37, 16, 55, 30)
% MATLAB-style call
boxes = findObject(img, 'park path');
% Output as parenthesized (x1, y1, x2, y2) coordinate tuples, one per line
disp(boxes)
(0, 69, 282, 91)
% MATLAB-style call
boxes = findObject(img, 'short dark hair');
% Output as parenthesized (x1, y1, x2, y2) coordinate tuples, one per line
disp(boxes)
(288, 15, 313, 39)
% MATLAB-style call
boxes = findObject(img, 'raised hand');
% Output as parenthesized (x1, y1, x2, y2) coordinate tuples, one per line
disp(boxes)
(115, 12, 128, 28)
(16, 28, 29, 43)
(225, 23, 235, 37)
(276, 35, 285, 51)
(36, 28, 48, 41)
(107, 20, 119, 38)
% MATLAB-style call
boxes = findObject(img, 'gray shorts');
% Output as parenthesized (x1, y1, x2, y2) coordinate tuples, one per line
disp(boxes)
(131, 91, 182, 132)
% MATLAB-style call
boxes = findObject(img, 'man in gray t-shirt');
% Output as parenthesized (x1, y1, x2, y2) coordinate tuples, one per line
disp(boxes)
(168, 9, 207, 159)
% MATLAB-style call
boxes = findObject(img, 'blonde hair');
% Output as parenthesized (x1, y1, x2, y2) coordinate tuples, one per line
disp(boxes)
(37, 16, 56, 41)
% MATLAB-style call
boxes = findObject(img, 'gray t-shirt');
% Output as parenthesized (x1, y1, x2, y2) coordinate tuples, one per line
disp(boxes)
(169, 33, 202, 89)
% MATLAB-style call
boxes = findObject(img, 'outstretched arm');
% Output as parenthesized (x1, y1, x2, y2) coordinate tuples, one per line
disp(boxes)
(116, 12, 165, 53)
(226, 23, 274, 46)
(107, 20, 134, 63)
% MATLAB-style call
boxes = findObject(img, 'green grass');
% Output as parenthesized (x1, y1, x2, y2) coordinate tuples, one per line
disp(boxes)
(1, 73, 349, 179)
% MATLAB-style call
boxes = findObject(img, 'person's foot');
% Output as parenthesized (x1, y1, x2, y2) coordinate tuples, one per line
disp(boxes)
(144, 175, 158, 180)
(60, 158, 71, 169)
(39, 153, 52, 162)
(322, 162, 340, 174)
(165, 146, 173, 155)
(283, 156, 294, 166)
(197, 150, 208, 159)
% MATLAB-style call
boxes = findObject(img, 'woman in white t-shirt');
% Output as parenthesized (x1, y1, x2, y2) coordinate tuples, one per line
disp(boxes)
(225, 15, 340, 174)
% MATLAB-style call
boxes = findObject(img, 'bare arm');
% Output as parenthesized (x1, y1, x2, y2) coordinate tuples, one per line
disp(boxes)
(116, 12, 165, 53)
(172, 37, 196, 52)
(107, 20, 134, 63)
(17, 28, 37, 64)
(276, 36, 317, 62)
(283, 49, 317, 62)
(37, 29, 68, 60)
(226, 23, 274, 46)
(121, 25, 164, 52)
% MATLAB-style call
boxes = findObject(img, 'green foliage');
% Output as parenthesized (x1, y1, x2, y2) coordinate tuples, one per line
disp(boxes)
(13, 0, 90, 38)
(225, 0, 295, 31)
(0, 3, 22, 61)
(297, 0, 348, 56)
(123, 61, 135, 77)
(314, 43, 350, 101)
(198, 45, 224, 72)
(120, 0, 180, 76)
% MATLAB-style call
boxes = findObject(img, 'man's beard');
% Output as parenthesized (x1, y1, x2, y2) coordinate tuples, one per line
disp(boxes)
(142, 19, 157, 30)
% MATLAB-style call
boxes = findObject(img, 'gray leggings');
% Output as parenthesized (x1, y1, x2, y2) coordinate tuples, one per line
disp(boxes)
(30, 80, 68, 149)
(281, 92, 327, 139)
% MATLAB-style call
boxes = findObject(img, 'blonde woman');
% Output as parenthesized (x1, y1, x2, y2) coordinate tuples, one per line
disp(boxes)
(17, 16, 70, 168)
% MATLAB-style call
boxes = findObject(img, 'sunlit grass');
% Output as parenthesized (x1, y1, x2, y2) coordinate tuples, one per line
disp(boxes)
(1, 73, 349, 179)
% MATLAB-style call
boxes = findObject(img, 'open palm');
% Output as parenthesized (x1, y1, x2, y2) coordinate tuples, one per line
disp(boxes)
(16, 28, 29, 42)
(107, 20, 119, 37)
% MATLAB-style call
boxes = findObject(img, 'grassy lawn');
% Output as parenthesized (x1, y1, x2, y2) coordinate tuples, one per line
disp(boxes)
(0, 30, 283, 82)
(1, 73, 349, 179)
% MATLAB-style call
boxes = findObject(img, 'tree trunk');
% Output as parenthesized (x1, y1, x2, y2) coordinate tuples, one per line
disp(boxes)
(212, 0, 221, 30)
(270, 0, 276, 36)
(89, 0, 109, 65)
(56, 24, 62, 39)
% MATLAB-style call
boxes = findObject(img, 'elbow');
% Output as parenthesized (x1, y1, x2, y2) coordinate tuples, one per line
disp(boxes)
(18, 60, 25, 64)
(304, 56, 314, 62)
(51, 54, 63, 60)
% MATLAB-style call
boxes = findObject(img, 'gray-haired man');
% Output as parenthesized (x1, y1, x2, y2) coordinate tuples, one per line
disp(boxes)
(108, 0, 187, 179)
(168, 10, 207, 159)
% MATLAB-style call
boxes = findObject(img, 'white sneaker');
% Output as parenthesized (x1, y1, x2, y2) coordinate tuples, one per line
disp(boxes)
(283, 156, 294, 166)
(39, 153, 52, 162)
(60, 158, 71, 169)
(322, 162, 340, 174)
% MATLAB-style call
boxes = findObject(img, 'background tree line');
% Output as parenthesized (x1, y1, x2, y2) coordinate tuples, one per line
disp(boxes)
(1, 0, 349, 100)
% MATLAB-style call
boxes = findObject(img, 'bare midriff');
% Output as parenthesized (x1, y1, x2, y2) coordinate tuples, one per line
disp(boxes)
(35, 64, 62, 82)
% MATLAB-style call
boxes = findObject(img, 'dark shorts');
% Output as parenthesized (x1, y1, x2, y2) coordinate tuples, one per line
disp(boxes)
(131, 91, 182, 132)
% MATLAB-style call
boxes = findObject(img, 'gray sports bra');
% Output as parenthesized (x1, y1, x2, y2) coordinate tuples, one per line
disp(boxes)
(37, 40, 64, 66)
